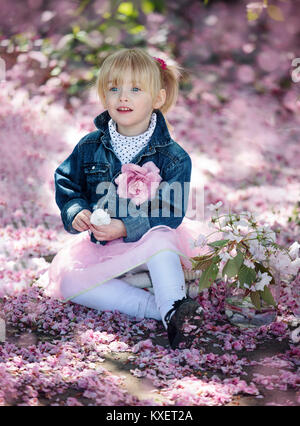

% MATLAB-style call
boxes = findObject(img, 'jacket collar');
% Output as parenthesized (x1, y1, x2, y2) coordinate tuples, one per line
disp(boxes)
(93, 109, 173, 149)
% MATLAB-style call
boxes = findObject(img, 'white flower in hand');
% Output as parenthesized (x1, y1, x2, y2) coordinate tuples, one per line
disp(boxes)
(90, 208, 111, 226)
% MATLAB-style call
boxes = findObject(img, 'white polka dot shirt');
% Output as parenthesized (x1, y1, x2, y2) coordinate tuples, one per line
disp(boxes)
(108, 112, 157, 164)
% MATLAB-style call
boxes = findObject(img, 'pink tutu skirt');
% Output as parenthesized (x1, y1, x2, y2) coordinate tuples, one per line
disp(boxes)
(40, 217, 217, 301)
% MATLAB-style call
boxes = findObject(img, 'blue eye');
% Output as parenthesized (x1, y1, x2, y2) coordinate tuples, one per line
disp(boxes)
(108, 87, 140, 92)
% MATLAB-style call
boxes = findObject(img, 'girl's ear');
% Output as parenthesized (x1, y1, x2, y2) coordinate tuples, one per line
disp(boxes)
(153, 89, 166, 109)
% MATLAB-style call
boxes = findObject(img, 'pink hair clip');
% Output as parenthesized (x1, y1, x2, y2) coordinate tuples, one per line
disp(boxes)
(153, 56, 167, 70)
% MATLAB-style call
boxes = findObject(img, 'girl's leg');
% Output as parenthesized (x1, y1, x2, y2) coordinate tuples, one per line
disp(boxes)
(146, 250, 186, 328)
(61, 274, 161, 321)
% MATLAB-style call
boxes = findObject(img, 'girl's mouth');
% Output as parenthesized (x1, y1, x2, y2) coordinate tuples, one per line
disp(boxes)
(117, 108, 133, 113)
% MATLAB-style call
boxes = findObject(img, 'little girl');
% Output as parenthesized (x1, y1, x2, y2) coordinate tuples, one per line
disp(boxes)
(43, 47, 208, 349)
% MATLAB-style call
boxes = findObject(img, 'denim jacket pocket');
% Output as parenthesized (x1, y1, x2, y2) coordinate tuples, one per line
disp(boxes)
(84, 162, 111, 199)
(84, 162, 110, 181)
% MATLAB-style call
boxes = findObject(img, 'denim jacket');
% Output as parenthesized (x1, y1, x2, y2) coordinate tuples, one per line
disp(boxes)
(55, 109, 192, 245)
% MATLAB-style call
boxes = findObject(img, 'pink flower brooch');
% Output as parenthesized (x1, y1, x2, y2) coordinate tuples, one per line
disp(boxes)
(115, 161, 162, 206)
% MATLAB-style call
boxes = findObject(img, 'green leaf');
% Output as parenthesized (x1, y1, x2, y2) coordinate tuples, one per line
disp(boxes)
(72, 25, 81, 35)
(192, 253, 215, 262)
(198, 260, 219, 291)
(191, 253, 216, 270)
(74, 0, 91, 16)
(192, 258, 214, 271)
(222, 259, 237, 278)
(222, 251, 244, 278)
(141, 0, 154, 13)
(207, 239, 229, 249)
(128, 25, 145, 34)
(50, 67, 61, 76)
(267, 5, 284, 21)
(246, 2, 265, 22)
(76, 31, 89, 44)
(261, 286, 277, 307)
(247, 10, 260, 21)
(118, 2, 137, 17)
(254, 262, 268, 273)
(238, 264, 256, 287)
(250, 291, 261, 310)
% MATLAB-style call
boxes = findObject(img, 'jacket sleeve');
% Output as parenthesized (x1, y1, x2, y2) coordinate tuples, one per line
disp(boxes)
(54, 143, 91, 234)
(120, 154, 192, 243)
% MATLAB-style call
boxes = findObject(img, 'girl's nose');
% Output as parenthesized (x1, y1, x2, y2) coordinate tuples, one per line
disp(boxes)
(119, 88, 129, 101)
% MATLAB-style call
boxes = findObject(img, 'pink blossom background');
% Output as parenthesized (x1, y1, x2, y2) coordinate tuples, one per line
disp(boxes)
(0, 0, 299, 406)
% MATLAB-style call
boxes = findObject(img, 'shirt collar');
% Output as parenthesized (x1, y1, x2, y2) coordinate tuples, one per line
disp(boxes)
(108, 112, 157, 146)
(93, 109, 173, 149)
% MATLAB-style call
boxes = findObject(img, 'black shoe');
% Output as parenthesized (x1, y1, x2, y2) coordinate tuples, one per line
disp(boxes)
(164, 297, 203, 350)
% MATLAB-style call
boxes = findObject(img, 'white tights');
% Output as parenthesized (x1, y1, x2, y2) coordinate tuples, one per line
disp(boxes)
(62, 250, 186, 328)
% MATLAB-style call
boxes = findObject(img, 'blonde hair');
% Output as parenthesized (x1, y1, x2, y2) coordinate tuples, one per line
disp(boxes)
(96, 47, 185, 135)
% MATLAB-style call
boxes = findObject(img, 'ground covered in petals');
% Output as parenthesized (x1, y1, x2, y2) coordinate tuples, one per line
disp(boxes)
(1, 280, 299, 406)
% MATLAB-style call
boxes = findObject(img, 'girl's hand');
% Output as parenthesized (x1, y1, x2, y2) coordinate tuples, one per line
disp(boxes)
(90, 219, 127, 241)
(72, 209, 92, 232)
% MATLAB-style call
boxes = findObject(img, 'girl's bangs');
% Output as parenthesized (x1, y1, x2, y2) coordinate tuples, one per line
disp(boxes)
(102, 55, 155, 93)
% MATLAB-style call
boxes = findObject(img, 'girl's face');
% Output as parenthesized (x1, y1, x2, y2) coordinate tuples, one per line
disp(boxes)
(104, 69, 166, 137)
